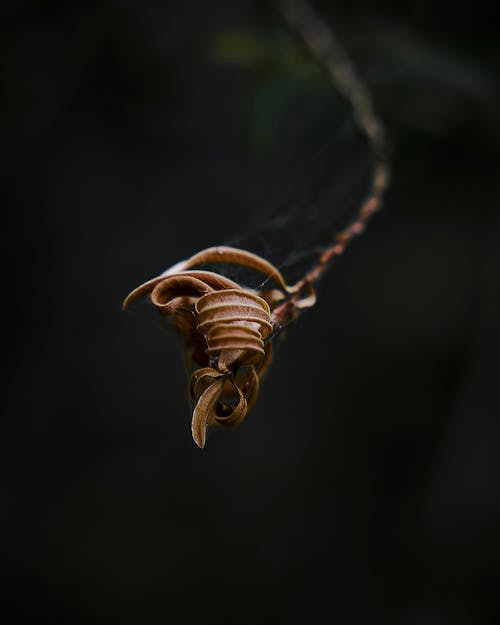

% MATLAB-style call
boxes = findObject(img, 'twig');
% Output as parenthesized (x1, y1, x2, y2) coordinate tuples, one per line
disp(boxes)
(277, 0, 390, 294)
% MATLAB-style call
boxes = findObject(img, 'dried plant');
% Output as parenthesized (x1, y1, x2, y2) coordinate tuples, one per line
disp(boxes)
(123, 0, 390, 447)
(123, 247, 314, 447)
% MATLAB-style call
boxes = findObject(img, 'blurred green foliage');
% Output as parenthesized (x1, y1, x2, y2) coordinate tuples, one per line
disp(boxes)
(210, 29, 327, 151)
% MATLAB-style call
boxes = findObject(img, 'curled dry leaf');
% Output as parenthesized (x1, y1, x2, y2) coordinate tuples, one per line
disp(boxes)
(123, 246, 316, 447)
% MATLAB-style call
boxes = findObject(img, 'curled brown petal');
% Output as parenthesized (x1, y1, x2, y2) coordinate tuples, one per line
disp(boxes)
(122, 270, 240, 310)
(214, 381, 247, 427)
(260, 288, 287, 308)
(189, 367, 223, 401)
(122, 276, 167, 310)
(294, 282, 317, 309)
(151, 276, 213, 310)
(165, 270, 241, 290)
(236, 365, 260, 411)
(162, 246, 295, 293)
(191, 377, 225, 448)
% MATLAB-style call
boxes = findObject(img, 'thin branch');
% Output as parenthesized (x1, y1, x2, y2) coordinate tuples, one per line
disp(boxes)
(278, 0, 390, 289)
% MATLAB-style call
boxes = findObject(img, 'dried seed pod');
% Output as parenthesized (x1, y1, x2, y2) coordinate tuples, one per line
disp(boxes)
(196, 289, 272, 370)
(123, 246, 312, 447)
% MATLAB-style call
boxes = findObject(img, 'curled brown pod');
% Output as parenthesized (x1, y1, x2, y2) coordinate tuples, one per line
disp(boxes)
(196, 289, 272, 369)
(123, 246, 314, 447)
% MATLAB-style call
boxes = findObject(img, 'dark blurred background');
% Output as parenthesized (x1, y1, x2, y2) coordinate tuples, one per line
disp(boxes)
(2, 1, 500, 623)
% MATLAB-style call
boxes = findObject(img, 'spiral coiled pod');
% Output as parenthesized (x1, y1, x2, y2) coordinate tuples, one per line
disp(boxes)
(196, 289, 272, 370)
(123, 246, 315, 447)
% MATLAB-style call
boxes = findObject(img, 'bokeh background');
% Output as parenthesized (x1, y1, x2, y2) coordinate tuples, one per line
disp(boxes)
(3, 1, 499, 623)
